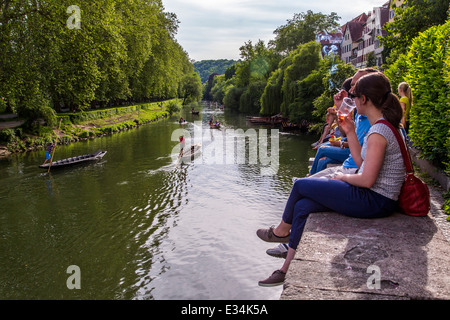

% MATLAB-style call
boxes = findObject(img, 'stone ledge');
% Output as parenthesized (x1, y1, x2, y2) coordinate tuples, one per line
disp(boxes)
(409, 147, 449, 191)
(280, 195, 450, 300)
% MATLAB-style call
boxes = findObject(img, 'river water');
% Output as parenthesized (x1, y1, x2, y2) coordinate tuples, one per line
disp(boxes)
(0, 104, 317, 299)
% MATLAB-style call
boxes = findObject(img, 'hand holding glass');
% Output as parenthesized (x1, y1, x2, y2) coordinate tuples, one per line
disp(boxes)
(338, 97, 356, 120)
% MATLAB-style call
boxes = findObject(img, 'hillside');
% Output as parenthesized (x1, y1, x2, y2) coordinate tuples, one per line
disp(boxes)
(194, 59, 238, 83)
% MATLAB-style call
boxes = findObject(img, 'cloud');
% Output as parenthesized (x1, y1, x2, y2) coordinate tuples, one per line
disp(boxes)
(162, 0, 388, 61)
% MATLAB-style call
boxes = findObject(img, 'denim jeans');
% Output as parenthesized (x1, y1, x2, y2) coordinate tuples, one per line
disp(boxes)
(282, 177, 397, 250)
(309, 143, 351, 175)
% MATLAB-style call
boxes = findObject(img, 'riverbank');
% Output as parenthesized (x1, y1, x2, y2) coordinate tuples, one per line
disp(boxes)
(0, 100, 178, 158)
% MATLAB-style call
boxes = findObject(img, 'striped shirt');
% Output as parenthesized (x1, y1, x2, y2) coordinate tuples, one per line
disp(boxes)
(359, 119, 406, 200)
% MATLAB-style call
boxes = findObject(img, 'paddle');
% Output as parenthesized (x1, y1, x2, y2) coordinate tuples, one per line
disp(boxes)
(48, 118, 62, 173)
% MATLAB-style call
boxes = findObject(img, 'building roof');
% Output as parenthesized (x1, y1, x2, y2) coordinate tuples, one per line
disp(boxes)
(341, 12, 368, 41)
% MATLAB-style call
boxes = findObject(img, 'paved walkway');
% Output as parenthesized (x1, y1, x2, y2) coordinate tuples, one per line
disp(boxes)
(0, 114, 23, 129)
(280, 185, 450, 300)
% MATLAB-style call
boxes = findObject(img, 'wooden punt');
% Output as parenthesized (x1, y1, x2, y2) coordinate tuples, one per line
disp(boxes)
(39, 150, 107, 169)
(180, 143, 202, 163)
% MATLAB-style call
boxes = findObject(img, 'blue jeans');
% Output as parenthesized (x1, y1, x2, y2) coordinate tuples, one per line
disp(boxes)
(309, 144, 350, 175)
(282, 178, 397, 250)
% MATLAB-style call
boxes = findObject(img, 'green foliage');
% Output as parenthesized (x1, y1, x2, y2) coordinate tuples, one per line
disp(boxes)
(288, 69, 324, 123)
(281, 41, 322, 116)
(179, 72, 203, 105)
(381, 0, 450, 56)
(166, 101, 182, 115)
(260, 68, 285, 116)
(405, 21, 450, 172)
(384, 53, 409, 91)
(0, 129, 18, 143)
(239, 81, 267, 114)
(17, 89, 57, 128)
(0, 0, 193, 126)
(210, 75, 233, 104)
(223, 86, 244, 111)
(444, 190, 450, 218)
(193, 60, 238, 83)
(270, 11, 341, 53)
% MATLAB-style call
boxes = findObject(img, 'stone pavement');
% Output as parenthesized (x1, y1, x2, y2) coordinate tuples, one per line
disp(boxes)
(280, 185, 450, 300)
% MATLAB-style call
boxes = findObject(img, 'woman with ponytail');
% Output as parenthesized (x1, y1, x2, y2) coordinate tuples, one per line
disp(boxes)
(256, 72, 406, 287)
(398, 82, 413, 132)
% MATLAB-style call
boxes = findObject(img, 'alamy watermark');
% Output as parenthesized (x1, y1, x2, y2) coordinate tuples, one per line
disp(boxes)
(66, 265, 81, 289)
(171, 121, 279, 176)
(67, 5, 81, 30)
(366, 265, 381, 290)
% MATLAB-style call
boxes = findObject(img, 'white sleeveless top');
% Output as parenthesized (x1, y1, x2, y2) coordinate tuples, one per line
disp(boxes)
(359, 119, 406, 200)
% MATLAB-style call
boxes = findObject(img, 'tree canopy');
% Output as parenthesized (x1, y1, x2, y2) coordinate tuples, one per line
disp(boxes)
(193, 59, 238, 83)
(381, 0, 450, 60)
(269, 10, 341, 53)
(208, 10, 351, 122)
(0, 0, 195, 125)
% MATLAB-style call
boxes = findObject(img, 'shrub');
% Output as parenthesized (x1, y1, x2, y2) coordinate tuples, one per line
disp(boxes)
(405, 21, 450, 173)
(166, 101, 181, 115)
(0, 129, 17, 143)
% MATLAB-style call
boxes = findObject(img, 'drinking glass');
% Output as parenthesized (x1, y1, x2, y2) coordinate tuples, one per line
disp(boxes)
(338, 97, 356, 120)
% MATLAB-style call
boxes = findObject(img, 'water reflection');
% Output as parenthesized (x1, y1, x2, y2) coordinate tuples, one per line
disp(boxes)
(0, 104, 317, 299)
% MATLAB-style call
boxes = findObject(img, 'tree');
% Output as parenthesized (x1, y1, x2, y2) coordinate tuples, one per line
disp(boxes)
(239, 80, 266, 114)
(281, 41, 322, 116)
(179, 73, 203, 105)
(0, 0, 194, 126)
(270, 11, 340, 54)
(381, 0, 450, 59)
(366, 52, 377, 68)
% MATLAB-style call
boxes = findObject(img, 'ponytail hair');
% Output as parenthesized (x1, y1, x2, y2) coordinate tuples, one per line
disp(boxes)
(398, 81, 413, 105)
(353, 73, 403, 128)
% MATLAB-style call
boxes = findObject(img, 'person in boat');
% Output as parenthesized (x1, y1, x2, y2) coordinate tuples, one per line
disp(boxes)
(42, 143, 54, 166)
(179, 117, 185, 124)
(179, 135, 185, 157)
(257, 72, 405, 286)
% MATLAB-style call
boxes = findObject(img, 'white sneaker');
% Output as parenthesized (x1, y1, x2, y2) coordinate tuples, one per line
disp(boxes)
(266, 243, 289, 258)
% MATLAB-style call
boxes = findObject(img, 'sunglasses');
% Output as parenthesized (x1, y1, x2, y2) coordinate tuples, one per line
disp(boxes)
(348, 92, 361, 99)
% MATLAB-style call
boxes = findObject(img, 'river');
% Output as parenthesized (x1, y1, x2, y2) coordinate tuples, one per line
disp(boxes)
(0, 103, 318, 299)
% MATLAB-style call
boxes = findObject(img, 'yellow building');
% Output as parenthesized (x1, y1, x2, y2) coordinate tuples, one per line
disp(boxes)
(389, 0, 406, 22)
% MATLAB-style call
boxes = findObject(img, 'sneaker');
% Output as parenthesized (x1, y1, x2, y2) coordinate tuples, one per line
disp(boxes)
(311, 141, 319, 148)
(266, 243, 289, 258)
(258, 270, 286, 287)
(256, 226, 290, 243)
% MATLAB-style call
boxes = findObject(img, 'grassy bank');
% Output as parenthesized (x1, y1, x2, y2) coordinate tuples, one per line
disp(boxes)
(0, 100, 179, 155)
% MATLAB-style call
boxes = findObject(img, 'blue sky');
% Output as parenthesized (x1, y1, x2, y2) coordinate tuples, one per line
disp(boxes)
(162, 0, 387, 61)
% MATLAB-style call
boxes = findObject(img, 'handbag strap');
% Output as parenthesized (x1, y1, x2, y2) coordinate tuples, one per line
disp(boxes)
(375, 119, 414, 174)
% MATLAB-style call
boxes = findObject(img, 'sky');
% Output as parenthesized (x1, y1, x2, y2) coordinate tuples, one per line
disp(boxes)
(162, 0, 388, 61)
